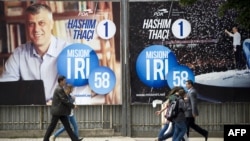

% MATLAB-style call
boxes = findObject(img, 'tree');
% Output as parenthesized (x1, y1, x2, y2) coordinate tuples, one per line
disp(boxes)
(179, 0, 250, 30)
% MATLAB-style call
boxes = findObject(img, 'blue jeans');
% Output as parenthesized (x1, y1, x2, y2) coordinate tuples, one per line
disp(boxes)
(54, 115, 79, 138)
(159, 122, 175, 141)
(172, 121, 186, 141)
(158, 123, 169, 138)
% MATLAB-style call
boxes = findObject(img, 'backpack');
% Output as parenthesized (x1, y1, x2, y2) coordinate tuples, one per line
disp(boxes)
(165, 96, 180, 122)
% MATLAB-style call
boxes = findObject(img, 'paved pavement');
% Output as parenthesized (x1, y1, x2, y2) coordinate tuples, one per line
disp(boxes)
(0, 137, 223, 141)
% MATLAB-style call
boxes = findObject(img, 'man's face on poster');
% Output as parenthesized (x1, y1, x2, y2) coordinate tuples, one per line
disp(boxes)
(26, 9, 54, 48)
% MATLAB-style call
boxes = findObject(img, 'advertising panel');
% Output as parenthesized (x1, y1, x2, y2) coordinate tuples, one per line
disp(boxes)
(0, 1, 121, 105)
(129, 0, 250, 104)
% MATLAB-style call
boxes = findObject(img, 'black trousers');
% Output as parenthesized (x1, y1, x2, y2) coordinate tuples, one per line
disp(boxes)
(234, 45, 245, 69)
(186, 117, 207, 137)
(43, 115, 78, 141)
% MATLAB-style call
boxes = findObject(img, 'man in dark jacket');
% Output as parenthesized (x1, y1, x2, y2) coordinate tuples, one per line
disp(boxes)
(185, 80, 208, 141)
(43, 76, 81, 141)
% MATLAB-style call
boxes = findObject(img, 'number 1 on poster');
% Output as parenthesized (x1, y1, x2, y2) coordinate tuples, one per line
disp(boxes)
(178, 21, 183, 37)
(103, 21, 108, 37)
(172, 19, 191, 39)
(97, 20, 116, 39)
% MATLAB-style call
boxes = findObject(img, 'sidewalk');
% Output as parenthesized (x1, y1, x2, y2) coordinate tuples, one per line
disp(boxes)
(0, 137, 223, 141)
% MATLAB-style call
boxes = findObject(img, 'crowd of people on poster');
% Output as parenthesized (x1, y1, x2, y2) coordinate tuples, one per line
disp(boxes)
(129, 0, 250, 103)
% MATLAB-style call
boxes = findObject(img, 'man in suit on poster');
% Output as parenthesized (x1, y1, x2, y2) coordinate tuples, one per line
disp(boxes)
(185, 80, 208, 141)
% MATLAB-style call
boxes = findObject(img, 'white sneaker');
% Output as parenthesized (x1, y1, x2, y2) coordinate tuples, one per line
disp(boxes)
(49, 135, 55, 141)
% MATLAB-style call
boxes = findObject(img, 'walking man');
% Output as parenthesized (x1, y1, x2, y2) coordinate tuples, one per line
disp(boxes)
(43, 76, 82, 141)
(185, 80, 208, 141)
(50, 84, 83, 141)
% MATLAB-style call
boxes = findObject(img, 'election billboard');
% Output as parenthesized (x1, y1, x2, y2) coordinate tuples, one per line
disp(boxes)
(0, 1, 121, 105)
(129, 0, 250, 103)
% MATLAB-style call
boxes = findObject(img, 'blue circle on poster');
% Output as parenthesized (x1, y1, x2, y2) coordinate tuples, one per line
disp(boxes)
(57, 43, 99, 86)
(136, 45, 178, 88)
(168, 51, 179, 69)
(88, 66, 116, 95)
(167, 65, 195, 89)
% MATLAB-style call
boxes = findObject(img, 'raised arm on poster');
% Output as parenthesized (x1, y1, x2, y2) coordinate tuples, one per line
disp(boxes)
(225, 27, 245, 70)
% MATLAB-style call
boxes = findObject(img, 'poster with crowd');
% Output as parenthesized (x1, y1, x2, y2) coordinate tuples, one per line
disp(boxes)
(129, 0, 250, 104)
(0, 1, 121, 105)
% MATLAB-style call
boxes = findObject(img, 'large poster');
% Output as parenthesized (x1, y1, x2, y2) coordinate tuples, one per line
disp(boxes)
(0, 1, 121, 105)
(129, 0, 250, 103)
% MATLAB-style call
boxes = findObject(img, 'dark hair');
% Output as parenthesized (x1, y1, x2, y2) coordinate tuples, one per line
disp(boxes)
(166, 86, 184, 98)
(186, 80, 193, 86)
(64, 84, 73, 94)
(65, 84, 73, 90)
(178, 89, 186, 98)
(25, 3, 52, 15)
(58, 75, 66, 83)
